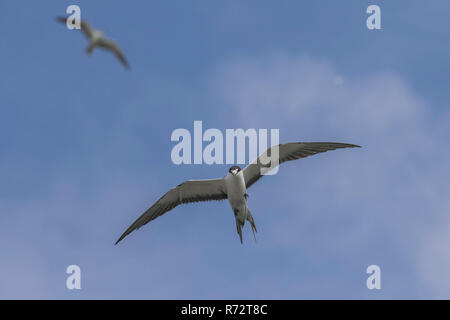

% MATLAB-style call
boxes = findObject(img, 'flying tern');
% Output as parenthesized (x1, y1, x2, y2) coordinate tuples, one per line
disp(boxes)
(57, 16, 130, 69)
(115, 142, 360, 244)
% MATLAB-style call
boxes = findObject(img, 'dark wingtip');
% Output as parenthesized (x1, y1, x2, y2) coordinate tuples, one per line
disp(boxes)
(338, 143, 361, 149)
(56, 16, 66, 23)
(115, 236, 124, 245)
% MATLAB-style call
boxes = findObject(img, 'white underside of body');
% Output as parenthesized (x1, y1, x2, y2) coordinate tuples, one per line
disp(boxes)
(224, 171, 248, 220)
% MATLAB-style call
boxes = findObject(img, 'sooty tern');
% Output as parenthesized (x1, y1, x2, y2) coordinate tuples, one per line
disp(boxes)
(57, 16, 130, 69)
(116, 142, 360, 244)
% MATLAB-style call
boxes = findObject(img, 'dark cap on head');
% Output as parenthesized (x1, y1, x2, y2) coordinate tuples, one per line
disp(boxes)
(229, 166, 241, 175)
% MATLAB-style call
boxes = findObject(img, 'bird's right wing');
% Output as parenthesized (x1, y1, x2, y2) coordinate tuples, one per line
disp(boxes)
(243, 142, 361, 189)
(115, 178, 227, 244)
(56, 17, 94, 39)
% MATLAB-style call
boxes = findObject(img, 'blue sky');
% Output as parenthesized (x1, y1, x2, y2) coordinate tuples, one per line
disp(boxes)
(1, 0, 450, 299)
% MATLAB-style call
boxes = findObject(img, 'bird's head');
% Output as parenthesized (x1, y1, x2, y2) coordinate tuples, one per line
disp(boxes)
(229, 166, 241, 176)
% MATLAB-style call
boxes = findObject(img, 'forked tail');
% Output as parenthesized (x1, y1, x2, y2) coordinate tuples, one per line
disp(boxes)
(246, 209, 258, 242)
(234, 212, 244, 244)
(234, 208, 257, 244)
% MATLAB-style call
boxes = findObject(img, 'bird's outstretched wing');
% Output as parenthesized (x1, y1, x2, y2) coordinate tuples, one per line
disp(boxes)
(56, 17, 94, 39)
(115, 179, 227, 244)
(97, 37, 130, 69)
(80, 20, 95, 39)
(243, 142, 361, 189)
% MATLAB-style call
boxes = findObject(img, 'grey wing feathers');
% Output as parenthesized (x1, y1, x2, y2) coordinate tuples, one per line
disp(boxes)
(115, 179, 227, 244)
(243, 142, 361, 188)
(80, 20, 94, 38)
(97, 38, 130, 69)
(111, 45, 130, 69)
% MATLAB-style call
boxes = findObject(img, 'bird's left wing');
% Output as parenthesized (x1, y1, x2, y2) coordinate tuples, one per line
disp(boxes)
(243, 142, 361, 189)
(79, 20, 95, 39)
(97, 37, 130, 69)
(115, 178, 227, 244)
